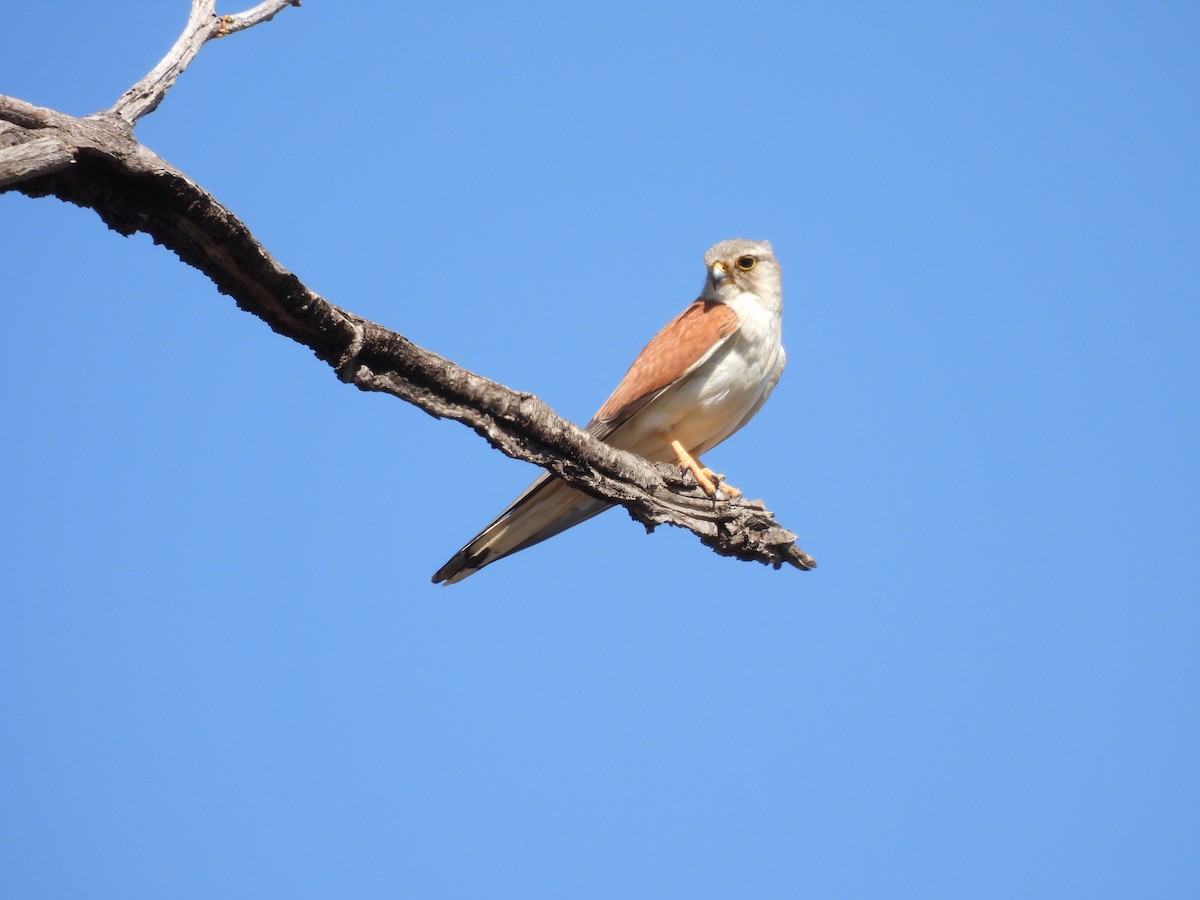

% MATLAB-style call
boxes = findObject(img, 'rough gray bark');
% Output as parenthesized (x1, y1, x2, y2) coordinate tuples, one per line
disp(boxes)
(0, 1, 817, 576)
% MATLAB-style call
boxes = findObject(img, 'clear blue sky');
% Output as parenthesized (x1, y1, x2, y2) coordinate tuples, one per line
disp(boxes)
(3, 2, 1198, 897)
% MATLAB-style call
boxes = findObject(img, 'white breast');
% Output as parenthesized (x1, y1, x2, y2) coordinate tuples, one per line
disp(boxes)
(612, 289, 784, 462)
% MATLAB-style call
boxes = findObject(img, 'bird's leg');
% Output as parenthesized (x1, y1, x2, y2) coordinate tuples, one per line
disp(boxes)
(669, 440, 740, 498)
(670, 440, 715, 494)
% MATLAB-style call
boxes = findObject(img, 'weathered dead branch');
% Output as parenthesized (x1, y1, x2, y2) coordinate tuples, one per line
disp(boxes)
(0, 2, 817, 577)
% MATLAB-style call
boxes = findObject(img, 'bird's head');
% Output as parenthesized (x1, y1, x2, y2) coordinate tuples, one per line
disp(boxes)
(701, 238, 781, 310)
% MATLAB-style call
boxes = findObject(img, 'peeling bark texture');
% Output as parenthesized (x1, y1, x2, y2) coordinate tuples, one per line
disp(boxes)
(0, 1, 817, 577)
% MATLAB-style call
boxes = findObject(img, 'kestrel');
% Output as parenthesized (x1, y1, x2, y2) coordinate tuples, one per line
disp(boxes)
(433, 238, 786, 585)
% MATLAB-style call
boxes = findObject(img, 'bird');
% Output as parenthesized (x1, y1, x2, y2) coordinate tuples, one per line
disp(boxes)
(432, 238, 787, 585)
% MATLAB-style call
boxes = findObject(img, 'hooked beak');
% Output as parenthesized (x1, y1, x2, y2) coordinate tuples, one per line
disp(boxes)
(708, 261, 729, 290)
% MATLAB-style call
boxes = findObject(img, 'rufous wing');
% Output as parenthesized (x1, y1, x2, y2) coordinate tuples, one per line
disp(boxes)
(587, 299, 740, 439)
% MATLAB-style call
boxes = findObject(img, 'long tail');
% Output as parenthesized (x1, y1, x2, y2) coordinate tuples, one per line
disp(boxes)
(431, 474, 611, 585)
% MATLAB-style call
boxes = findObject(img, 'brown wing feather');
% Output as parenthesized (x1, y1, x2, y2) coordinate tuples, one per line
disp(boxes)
(587, 300, 739, 436)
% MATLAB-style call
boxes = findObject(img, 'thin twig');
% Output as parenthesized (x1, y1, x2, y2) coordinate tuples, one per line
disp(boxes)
(218, 0, 302, 36)
(111, 0, 299, 124)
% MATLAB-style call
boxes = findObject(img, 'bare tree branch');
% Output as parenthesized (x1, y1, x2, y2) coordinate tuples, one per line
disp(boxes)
(0, 6, 817, 577)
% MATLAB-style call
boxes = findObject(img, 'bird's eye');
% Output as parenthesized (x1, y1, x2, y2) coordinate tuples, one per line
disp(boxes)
(736, 256, 756, 271)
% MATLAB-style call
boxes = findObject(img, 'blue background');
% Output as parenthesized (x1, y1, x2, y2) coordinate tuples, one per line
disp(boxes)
(3, 2, 1198, 897)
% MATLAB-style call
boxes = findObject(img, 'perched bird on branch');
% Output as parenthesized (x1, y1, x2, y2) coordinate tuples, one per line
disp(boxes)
(433, 238, 788, 585)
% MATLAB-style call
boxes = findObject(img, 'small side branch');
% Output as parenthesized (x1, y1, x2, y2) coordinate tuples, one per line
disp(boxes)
(111, 0, 300, 125)
(215, 0, 302, 36)
(0, 133, 75, 188)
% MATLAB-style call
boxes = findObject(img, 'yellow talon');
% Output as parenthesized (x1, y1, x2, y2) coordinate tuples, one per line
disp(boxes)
(668, 439, 741, 498)
(703, 469, 741, 499)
